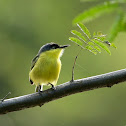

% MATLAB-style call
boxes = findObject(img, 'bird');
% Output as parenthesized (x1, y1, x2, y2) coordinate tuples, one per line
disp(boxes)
(29, 42, 69, 92)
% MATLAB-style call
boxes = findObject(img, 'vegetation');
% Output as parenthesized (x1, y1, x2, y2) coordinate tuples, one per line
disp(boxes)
(70, 1, 126, 53)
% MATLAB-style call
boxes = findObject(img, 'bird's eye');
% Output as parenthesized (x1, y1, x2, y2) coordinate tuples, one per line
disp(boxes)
(52, 46, 56, 49)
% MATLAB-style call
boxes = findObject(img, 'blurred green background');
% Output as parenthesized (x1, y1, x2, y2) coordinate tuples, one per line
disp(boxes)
(0, 0, 126, 126)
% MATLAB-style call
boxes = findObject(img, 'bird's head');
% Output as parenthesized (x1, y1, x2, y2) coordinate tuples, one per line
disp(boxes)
(38, 43, 70, 58)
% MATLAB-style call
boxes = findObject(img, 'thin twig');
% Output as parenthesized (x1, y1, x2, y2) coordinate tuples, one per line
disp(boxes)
(71, 48, 82, 82)
(0, 92, 11, 102)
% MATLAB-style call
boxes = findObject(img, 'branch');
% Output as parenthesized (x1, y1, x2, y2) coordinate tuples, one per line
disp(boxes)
(1, 68, 126, 115)
(71, 48, 82, 81)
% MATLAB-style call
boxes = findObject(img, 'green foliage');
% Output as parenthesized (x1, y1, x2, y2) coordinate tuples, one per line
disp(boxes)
(93, 46, 101, 53)
(85, 45, 97, 55)
(108, 11, 124, 42)
(92, 39, 111, 55)
(69, 37, 83, 46)
(71, 30, 87, 42)
(69, 23, 114, 55)
(77, 23, 91, 38)
(110, 43, 117, 48)
(72, 0, 126, 43)
(122, 21, 126, 32)
(73, 1, 118, 24)
(93, 31, 106, 41)
(103, 41, 117, 49)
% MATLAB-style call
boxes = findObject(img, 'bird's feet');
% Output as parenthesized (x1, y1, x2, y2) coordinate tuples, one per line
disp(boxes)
(47, 83, 55, 90)
(35, 85, 42, 93)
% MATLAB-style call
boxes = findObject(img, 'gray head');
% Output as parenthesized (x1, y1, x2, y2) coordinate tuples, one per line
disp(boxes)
(38, 43, 69, 55)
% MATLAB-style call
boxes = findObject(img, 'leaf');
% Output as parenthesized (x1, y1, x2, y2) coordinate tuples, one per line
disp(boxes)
(86, 45, 97, 55)
(94, 46, 101, 53)
(92, 39, 111, 55)
(77, 23, 91, 38)
(88, 42, 101, 53)
(71, 30, 87, 42)
(108, 11, 124, 42)
(111, 43, 117, 48)
(88, 42, 95, 46)
(73, 1, 118, 24)
(69, 37, 83, 46)
(96, 36, 106, 41)
(91, 50, 97, 55)
(93, 32, 106, 41)
(86, 45, 93, 50)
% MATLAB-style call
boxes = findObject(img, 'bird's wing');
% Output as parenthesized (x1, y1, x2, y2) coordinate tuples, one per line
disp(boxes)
(30, 55, 39, 70)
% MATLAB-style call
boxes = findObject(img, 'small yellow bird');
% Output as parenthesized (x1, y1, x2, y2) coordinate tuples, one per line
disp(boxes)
(29, 43, 69, 92)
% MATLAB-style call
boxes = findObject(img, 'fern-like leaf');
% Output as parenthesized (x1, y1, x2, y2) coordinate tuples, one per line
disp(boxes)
(88, 42, 101, 53)
(71, 30, 87, 42)
(92, 39, 111, 55)
(86, 45, 97, 55)
(73, 1, 118, 24)
(93, 31, 106, 41)
(77, 23, 91, 38)
(88, 42, 95, 46)
(69, 23, 115, 55)
(69, 37, 83, 46)
(94, 46, 101, 53)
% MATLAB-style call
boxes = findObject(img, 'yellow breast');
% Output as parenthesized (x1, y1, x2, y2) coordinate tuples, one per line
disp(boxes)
(29, 48, 63, 86)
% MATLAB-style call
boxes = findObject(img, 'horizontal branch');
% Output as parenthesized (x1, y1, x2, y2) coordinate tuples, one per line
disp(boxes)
(1, 68, 126, 115)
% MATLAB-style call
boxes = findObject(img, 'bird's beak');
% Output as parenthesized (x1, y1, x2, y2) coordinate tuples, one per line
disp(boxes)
(59, 45, 70, 48)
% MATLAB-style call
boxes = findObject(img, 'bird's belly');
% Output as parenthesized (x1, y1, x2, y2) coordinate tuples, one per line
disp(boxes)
(29, 58, 61, 85)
